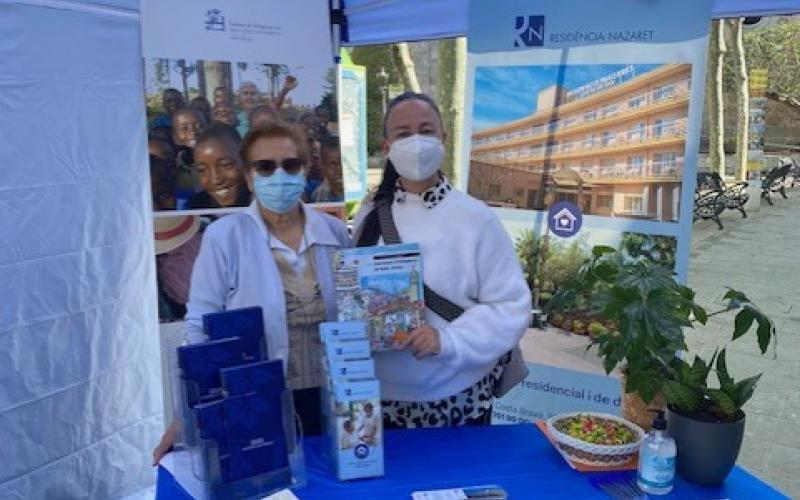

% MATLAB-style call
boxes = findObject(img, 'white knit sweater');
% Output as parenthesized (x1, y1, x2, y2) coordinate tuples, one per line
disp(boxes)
(354, 188, 531, 401)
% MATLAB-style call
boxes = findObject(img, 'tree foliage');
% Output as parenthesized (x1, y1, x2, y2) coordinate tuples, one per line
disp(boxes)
(742, 18, 800, 101)
(349, 46, 403, 155)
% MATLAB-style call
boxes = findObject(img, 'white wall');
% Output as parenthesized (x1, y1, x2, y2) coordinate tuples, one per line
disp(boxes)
(0, 2, 162, 498)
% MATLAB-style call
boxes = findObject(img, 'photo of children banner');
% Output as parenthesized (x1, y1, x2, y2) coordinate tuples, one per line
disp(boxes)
(469, 63, 691, 223)
(144, 59, 344, 323)
(144, 58, 344, 214)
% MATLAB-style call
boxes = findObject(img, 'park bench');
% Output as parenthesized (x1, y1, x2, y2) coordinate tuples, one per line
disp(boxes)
(761, 161, 792, 205)
(694, 172, 748, 229)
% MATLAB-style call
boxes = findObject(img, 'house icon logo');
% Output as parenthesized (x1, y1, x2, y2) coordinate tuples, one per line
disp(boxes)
(548, 201, 582, 238)
(205, 9, 225, 31)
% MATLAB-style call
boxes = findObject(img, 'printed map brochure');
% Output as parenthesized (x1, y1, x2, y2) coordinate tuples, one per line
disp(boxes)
(333, 243, 425, 350)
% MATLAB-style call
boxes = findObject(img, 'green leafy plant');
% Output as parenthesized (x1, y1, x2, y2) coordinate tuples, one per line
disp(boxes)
(545, 246, 777, 422)
(514, 229, 542, 294)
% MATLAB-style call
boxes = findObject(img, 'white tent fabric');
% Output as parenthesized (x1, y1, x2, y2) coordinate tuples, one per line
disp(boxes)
(1, 0, 799, 498)
(0, 1, 162, 498)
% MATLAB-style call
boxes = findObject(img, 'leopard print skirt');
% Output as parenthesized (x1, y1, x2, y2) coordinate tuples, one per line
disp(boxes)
(382, 363, 504, 428)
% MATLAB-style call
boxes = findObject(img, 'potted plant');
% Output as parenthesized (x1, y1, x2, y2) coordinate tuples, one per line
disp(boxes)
(545, 246, 692, 429)
(658, 288, 775, 485)
(545, 246, 777, 485)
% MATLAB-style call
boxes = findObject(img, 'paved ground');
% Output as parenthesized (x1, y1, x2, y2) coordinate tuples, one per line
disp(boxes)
(687, 187, 800, 499)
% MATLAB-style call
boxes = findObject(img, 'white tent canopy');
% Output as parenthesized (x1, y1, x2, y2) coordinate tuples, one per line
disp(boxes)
(1, 0, 799, 498)
(343, 0, 800, 45)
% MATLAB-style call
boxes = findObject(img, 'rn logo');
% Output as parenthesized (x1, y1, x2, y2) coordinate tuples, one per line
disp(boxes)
(514, 15, 545, 47)
(205, 9, 226, 31)
(354, 443, 370, 459)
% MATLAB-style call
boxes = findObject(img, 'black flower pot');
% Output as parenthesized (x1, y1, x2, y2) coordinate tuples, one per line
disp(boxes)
(666, 406, 745, 485)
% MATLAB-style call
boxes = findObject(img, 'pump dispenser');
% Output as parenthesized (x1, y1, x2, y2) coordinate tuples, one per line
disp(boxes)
(637, 410, 676, 494)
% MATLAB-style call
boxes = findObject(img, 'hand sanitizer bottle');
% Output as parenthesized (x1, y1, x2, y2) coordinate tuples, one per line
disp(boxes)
(637, 410, 676, 495)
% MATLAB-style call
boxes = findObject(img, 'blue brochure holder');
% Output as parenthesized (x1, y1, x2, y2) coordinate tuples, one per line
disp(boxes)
(171, 308, 305, 499)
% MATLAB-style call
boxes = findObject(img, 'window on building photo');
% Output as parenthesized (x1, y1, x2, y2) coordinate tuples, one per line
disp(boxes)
(652, 117, 677, 138)
(628, 122, 645, 141)
(628, 94, 646, 108)
(596, 194, 613, 208)
(653, 84, 676, 102)
(526, 190, 538, 209)
(602, 130, 613, 146)
(628, 155, 645, 174)
(653, 118, 668, 138)
(602, 104, 619, 118)
(623, 195, 644, 213)
(600, 158, 616, 175)
(654, 152, 678, 174)
(583, 110, 596, 122)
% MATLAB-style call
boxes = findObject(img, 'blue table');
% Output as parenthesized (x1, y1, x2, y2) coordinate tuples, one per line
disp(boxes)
(157, 424, 788, 499)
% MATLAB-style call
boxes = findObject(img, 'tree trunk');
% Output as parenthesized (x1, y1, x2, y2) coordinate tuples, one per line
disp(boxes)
(731, 18, 749, 181)
(707, 20, 727, 177)
(451, 38, 466, 186)
(436, 39, 467, 182)
(203, 61, 226, 102)
(392, 43, 421, 93)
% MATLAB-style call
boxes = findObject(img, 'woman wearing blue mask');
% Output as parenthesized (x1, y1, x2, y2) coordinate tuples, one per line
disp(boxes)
(353, 92, 531, 429)
(153, 121, 350, 464)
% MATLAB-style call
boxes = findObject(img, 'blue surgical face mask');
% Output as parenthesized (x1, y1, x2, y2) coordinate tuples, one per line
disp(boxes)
(253, 168, 306, 213)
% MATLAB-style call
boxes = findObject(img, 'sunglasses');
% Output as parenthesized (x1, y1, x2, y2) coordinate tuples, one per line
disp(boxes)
(249, 158, 304, 176)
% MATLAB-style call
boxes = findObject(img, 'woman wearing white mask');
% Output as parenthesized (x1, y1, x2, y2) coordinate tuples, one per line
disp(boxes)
(153, 121, 350, 464)
(353, 93, 531, 429)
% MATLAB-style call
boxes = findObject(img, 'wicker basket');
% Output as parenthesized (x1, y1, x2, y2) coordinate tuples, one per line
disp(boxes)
(620, 375, 666, 431)
(546, 412, 645, 467)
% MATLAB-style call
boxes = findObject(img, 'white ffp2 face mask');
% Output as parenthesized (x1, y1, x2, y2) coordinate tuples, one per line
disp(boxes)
(388, 134, 445, 181)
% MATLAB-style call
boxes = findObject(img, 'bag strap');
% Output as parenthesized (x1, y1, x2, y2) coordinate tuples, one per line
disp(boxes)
(374, 201, 466, 322)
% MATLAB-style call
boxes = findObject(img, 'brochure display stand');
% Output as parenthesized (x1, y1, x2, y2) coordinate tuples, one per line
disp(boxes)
(319, 321, 385, 481)
(172, 307, 306, 499)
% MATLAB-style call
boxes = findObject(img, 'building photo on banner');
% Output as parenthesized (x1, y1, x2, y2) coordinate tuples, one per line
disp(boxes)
(140, 0, 343, 324)
(462, 0, 711, 424)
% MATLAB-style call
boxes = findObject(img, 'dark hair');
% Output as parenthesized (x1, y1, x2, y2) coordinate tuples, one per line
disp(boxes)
(375, 92, 444, 202)
(149, 128, 175, 146)
(195, 122, 241, 150)
(149, 154, 175, 190)
(249, 104, 279, 123)
(171, 106, 208, 126)
(190, 96, 211, 111)
(320, 136, 340, 157)
(240, 121, 311, 167)
(148, 136, 177, 160)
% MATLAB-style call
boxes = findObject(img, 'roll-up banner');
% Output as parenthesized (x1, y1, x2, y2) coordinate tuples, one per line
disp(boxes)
(461, 0, 712, 423)
(140, 0, 341, 326)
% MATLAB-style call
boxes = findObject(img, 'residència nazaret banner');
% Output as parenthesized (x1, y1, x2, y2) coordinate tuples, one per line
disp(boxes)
(462, 0, 712, 423)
